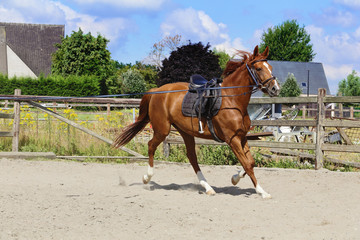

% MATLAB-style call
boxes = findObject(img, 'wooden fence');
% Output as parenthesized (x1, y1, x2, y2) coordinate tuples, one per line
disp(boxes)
(0, 90, 146, 159)
(0, 89, 20, 152)
(1, 88, 360, 169)
(252, 89, 360, 169)
(163, 89, 360, 169)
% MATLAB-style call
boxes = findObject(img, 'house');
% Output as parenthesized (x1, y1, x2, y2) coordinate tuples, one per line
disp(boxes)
(268, 60, 330, 96)
(250, 60, 330, 118)
(0, 22, 64, 78)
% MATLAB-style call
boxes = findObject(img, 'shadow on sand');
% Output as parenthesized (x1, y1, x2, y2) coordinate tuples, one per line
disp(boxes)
(130, 181, 256, 197)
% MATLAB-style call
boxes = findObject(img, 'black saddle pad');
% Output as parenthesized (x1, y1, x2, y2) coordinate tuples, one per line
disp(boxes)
(182, 85, 222, 118)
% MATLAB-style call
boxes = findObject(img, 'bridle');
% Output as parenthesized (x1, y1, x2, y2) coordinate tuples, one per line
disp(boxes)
(246, 59, 276, 94)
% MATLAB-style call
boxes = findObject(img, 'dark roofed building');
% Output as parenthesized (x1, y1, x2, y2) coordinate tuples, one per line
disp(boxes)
(268, 60, 330, 96)
(249, 60, 330, 118)
(0, 22, 64, 77)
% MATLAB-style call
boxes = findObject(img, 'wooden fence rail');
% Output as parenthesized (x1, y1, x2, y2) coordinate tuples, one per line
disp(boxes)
(1, 89, 360, 168)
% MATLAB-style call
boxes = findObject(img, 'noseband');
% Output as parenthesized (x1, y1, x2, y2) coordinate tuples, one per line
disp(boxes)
(246, 59, 276, 93)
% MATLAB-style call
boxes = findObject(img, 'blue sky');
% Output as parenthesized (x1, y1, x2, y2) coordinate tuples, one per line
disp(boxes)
(1, 0, 360, 94)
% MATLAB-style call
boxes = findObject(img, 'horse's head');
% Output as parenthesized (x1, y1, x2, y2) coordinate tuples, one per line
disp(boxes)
(248, 46, 280, 97)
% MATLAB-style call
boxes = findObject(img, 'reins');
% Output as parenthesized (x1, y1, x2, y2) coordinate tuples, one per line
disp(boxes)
(0, 84, 259, 102)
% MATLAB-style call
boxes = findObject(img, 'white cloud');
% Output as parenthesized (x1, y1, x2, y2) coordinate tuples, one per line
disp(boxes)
(354, 26, 360, 39)
(1, 0, 66, 23)
(306, 24, 360, 94)
(161, 8, 245, 55)
(73, 0, 167, 10)
(0, 0, 135, 50)
(324, 64, 354, 81)
(213, 38, 248, 57)
(249, 23, 273, 48)
(57, 3, 133, 37)
(323, 64, 355, 94)
(161, 8, 213, 39)
(307, 25, 360, 63)
(313, 7, 356, 27)
(0, 6, 26, 22)
(252, 29, 264, 43)
(334, 0, 360, 8)
(54, 2, 135, 49)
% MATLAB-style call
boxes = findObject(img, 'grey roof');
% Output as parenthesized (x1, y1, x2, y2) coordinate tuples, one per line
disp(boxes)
(0, 22, 64, 76)
(268, 60, 330, 95)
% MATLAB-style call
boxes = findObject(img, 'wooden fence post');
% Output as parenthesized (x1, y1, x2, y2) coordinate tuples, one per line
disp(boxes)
(12, 89, 21, 152)
(315, 88, 326, 169)
(339, 103, 343, 118)
(163, 138, 170, 159)
(107, 103, 111, 117)
(302, 105, 306, 120)
(350, 107, 354, 119)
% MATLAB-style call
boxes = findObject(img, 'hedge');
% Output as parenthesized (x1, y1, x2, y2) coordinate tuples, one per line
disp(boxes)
(0, 74, 100, 97)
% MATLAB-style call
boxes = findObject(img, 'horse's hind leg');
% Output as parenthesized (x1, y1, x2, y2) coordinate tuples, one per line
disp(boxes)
(176, 127, 216, 195)
(143, 129, 169, 184)
(229, 137, 271, 199)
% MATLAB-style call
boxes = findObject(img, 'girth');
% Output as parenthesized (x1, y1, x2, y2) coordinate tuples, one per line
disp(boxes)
(181, 75, 223, 142)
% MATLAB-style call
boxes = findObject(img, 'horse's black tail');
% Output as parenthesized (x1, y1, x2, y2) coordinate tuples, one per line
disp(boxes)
(113, 94, 151, 148)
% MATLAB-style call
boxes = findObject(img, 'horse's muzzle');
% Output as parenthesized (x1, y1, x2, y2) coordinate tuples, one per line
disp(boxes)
(268, 84, 280, 97)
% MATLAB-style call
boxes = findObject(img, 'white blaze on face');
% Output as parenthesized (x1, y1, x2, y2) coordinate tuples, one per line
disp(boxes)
(263, 62, 272, 73)
(263, 62, 280, 89)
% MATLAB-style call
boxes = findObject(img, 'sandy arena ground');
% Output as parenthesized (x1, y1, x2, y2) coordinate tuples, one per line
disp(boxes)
(0, 158, 359, 240)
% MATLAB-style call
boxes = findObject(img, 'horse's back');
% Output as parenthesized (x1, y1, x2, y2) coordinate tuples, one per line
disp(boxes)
(147, 82, 188, 120)
(149, 82, 188, 103)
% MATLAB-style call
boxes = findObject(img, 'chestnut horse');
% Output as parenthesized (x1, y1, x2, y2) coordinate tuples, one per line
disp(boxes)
(114, 46, 280, 198)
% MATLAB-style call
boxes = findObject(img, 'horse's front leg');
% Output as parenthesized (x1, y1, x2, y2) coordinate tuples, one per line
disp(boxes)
(228, 137, 271, 199)
(176, 127, 216, 195)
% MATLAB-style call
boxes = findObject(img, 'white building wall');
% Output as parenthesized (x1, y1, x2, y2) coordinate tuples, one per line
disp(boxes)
(6, 45, 37, 78)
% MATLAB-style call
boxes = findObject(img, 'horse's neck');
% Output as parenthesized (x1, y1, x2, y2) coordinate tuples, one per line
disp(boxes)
(222, 69, 253, 110)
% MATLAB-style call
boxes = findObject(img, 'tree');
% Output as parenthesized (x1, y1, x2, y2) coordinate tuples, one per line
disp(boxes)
(259, 20, 315, 62)
(279, 73, 302, 97)
(107, 61, 158, 94)
(132, 62, 158, 90)
(213, 49, 231, 71)
(338, 70, 360, 96)
(146, 34, 183, 69)
(121, 69, 147, 98)
(157, 42, 222, 86)
(51, 28, 115, 94)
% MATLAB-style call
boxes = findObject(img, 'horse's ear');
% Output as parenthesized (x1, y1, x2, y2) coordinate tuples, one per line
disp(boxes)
(253, 45, 259, 56)
(263, 46, 269, 58)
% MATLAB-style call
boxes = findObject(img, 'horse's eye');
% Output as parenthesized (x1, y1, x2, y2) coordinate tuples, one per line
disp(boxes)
(256, 68, 262, 71)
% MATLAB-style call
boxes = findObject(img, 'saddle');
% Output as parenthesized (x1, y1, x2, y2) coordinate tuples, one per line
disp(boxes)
(182, 74, 223, 142)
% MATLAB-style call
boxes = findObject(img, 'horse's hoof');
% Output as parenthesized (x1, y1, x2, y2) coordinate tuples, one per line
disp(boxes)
(142, 175, 150, 184)
(256, 184, 271, 199)
(206, 189, 216, 196)
(231, 174, 241, 185)
(259, 192, 272, 199)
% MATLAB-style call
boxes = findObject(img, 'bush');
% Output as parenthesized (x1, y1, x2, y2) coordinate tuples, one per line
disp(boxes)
(279, 73, 302, 97)
(0, 74, 100, 97)
(198, 145, 238, 165)
(121, 69, 147, 98)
